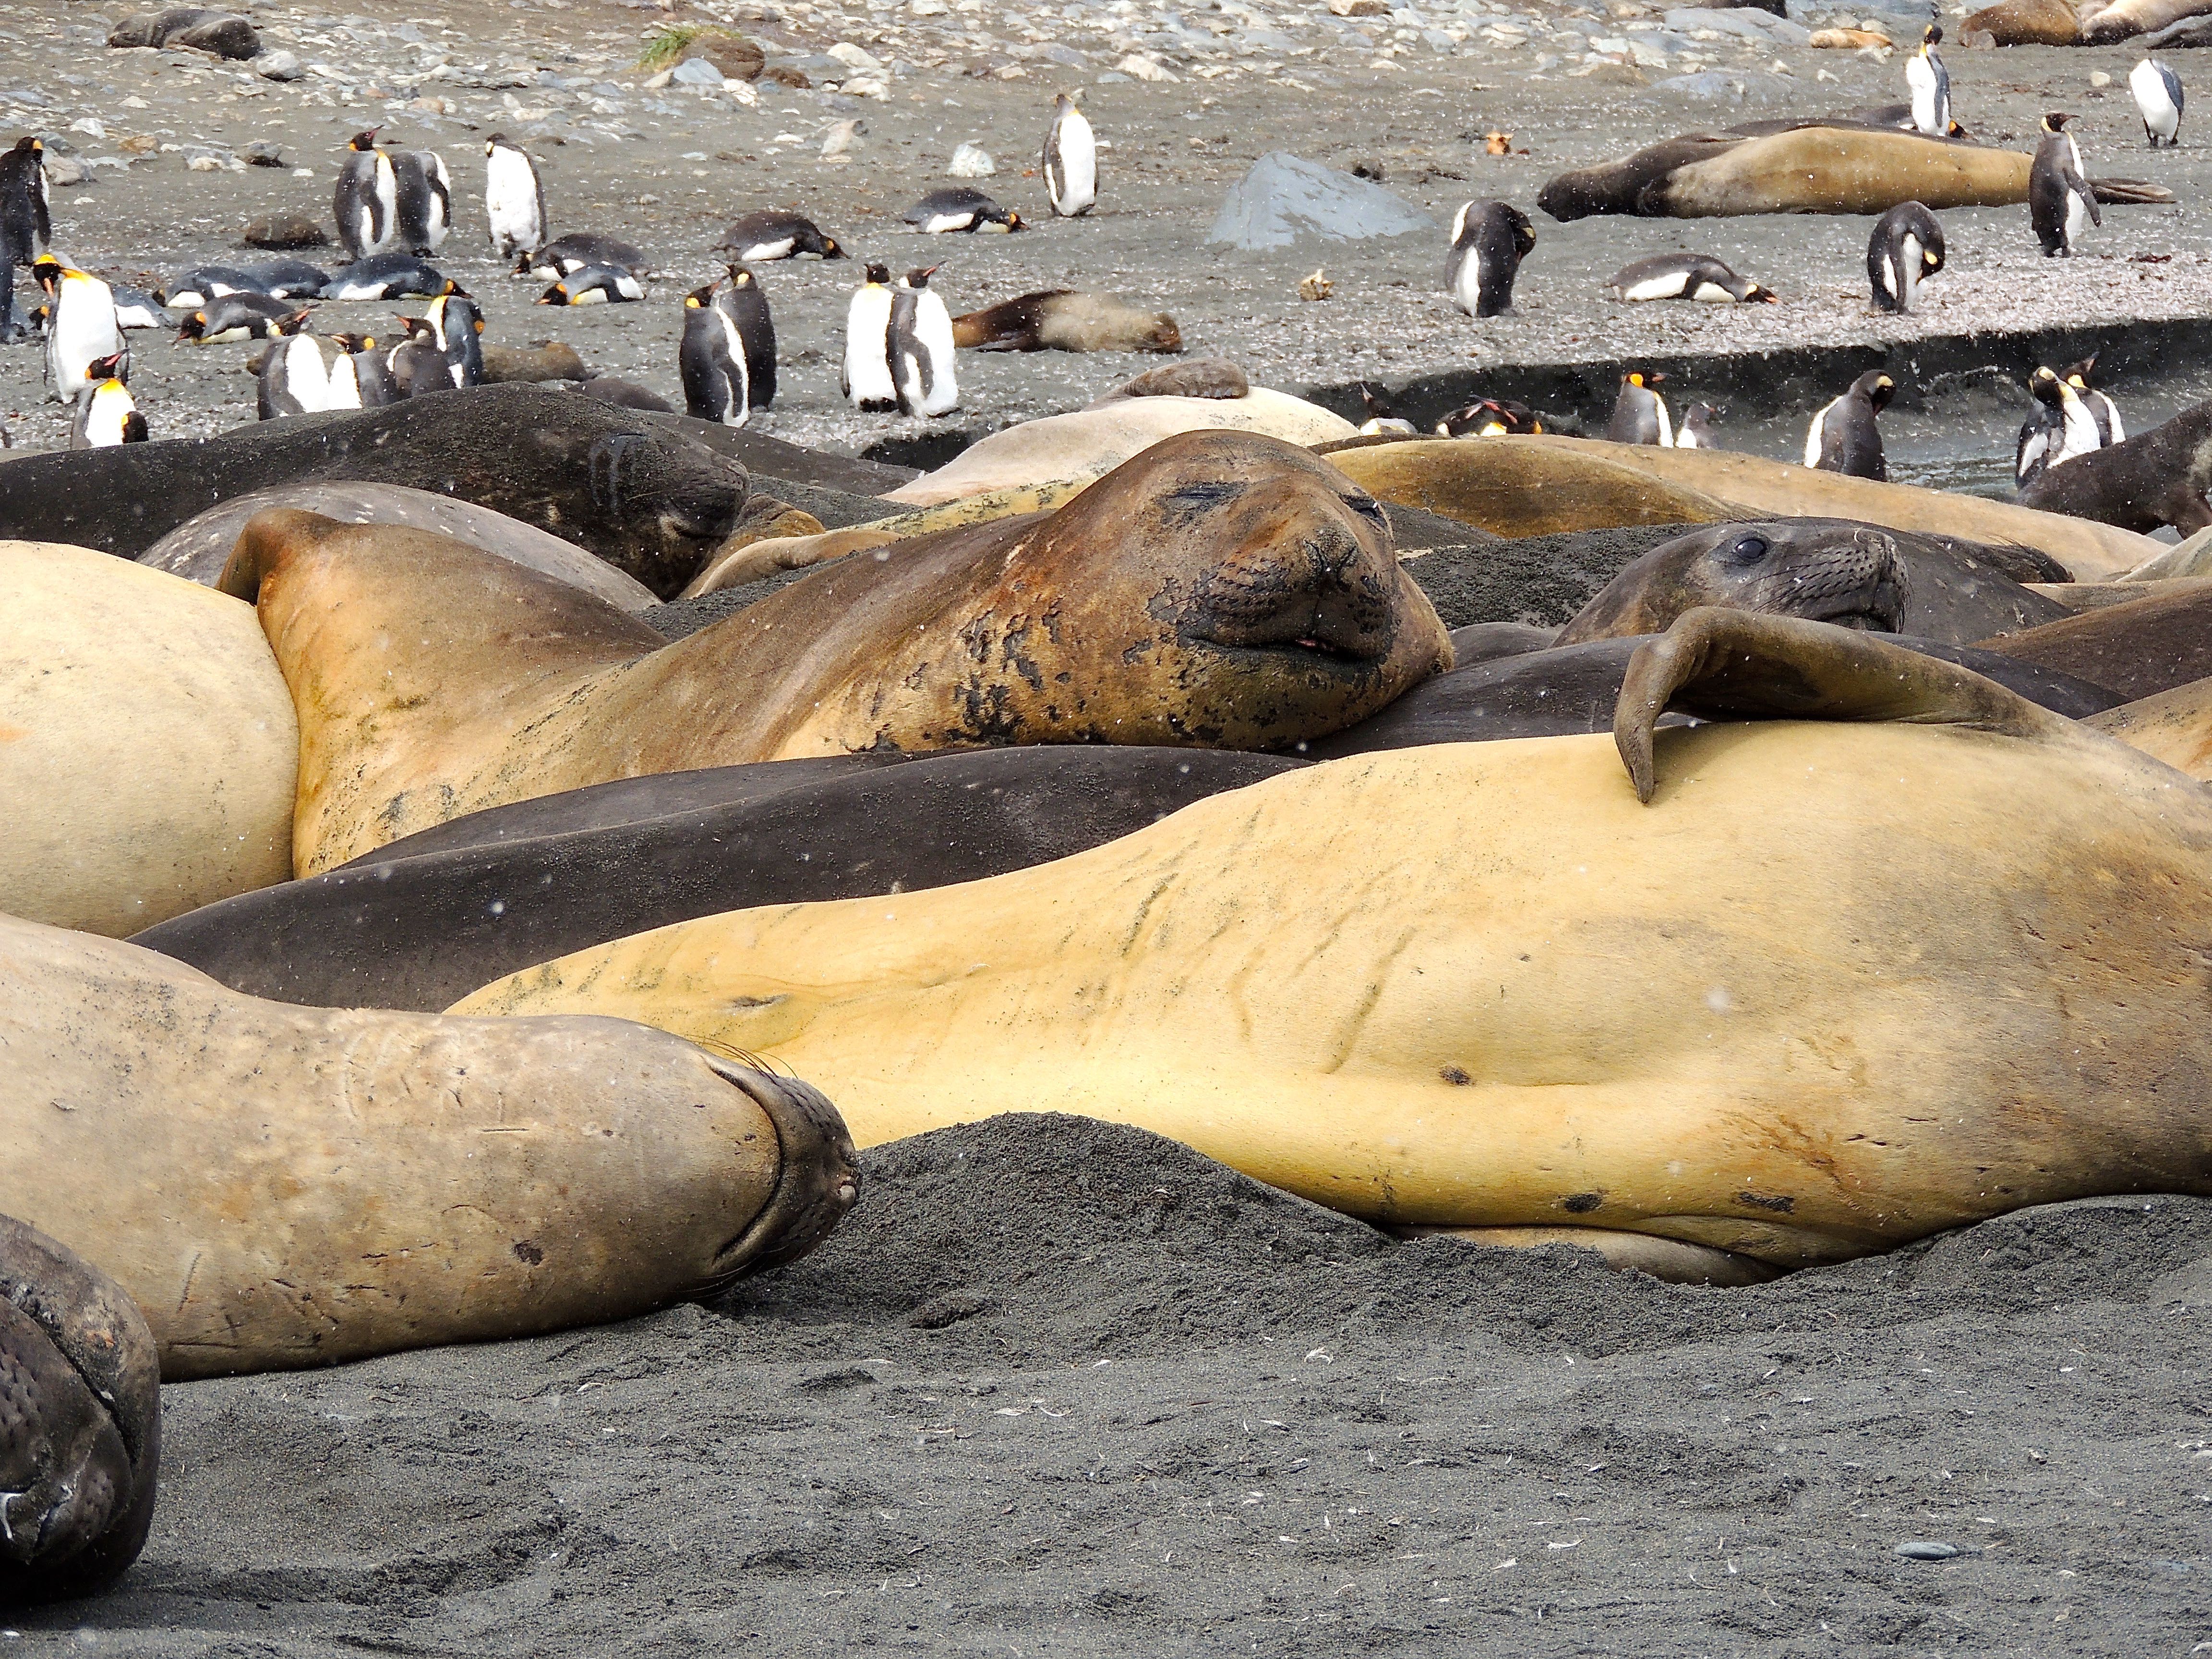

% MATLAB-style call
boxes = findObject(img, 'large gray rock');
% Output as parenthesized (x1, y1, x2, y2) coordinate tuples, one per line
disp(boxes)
(1205, 151, 1436, 252)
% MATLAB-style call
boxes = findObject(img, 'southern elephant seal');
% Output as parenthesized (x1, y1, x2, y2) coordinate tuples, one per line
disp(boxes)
(950, 290, 1184, 354)
(137, 482, 659, 611)
(1977, 582, 2212, 698)
(0, 542, 296, 936)
(1554, 519, 2076, 646)
(1319, 438, 1744, 537)
(0, 386, 748, 596)
(132, 747, 1300, 1012)
(1537, 124, 2172, 220)
(223, 431, 1452, 872)
(0, 914, 857, 1381)
(2017, 400, 2212, 537)
(451, 608, 2212, 1274)
(2081, 0, 2208, 41)
(2086, 675, 2212, 781)
(0, 1214, 161, 1605)
(1963, 0, 2082, 43)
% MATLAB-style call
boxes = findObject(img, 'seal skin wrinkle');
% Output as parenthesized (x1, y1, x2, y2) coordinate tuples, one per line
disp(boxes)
(0, 1214, 162, 1605)
(452, 608, 2212, 1274)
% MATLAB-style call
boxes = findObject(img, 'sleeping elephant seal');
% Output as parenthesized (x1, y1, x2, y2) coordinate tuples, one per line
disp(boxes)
(137, 482, 660, 612)
(223, 431, 1452, 873)
(132, 747, 1300, 1011)
(1963, 0, 2082, 43)
(2017, 400, 2212, 537)
(1320, 438, 1744, 537)
(1, 542, 297, 937)
(0, 1214, 161, 1605)
(1554, 519, 2075, 646)
(2087, 675, 2212, 781)
(0, 913, 857, 1380)
(1977, 582, 2212, 699)
(451, 609, 2212, 1275)
(0, 385, 747, 597)
(2081, 0, 2207, 41)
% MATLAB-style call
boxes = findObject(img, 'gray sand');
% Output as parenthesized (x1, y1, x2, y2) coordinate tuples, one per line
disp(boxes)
(15, 1114, 2210, 1654)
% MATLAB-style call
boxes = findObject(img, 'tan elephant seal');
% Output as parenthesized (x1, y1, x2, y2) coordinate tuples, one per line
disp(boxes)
(2085, 677, 2212, 781)
(1, 542, 297, 936)
(0, 913, 857, 1381)
(1963, 0, 2082, 44)
(1322, 438, 1744, 537)
(2081, 0, 2205, 41)
(225, 430, 1452, 872)
(452, 609, 2212, 1276)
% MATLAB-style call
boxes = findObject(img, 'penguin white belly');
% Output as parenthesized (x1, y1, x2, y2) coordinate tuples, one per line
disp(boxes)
(48, 276, 121, 402)
(2102, 397, 2127, 444)
(1803, 398, 1841, 469)
(843, 289, 897, 408)
(485, 151, 541, 252)
(1907, 59, 1938, 134)
(913, 295, 959, 417)
(1686, 279, 1737, 303)
(325, 353, 364, 410)
(740, 238, 796, 261)
(719, 311, 751, 428)
(566, 288, 609, 305)
(1050, 112, 1097, 214)
(1653, 400, 1675, 448)
(277, 333, 331, 412)
(2065, 190, 2091, 249)
(73, 382, 134, 448)
(2053, 397, 2101, 467)
(1897, 235, 1922, 310)
(919, 212, 975, 234)
(1452, 248, 1489, 316)
(1619, 273, 1689, 302)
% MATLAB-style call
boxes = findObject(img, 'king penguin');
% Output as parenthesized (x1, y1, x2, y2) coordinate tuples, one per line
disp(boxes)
(334, 130, 398, 262)
(390, 149, 453, 256)
(0, 135, 51, 343)
(1867, 200, 1945, 314)
(1043, 93, 1097, 218)
(680, 281, 750, 427)
(69, 358, 145, 448)
(1907, 25, 1952, 138)
(1444, 199, 1536, 318)
(2062, 355, 2124, 446)
(258, 331, 331, 419)
(483, 134, 546, 260)
(1675, 402, 1720, 449)
(842, 262, 899, 413)
(1357, 385, 1417, 436)
(2014, 365, 2101, 487)
(2030, 112, 2099, 256)
(39, 263, 124, 404)
(888, 264, 959, 418)
(1804, 370, 1894, 481)
(414, 290, 483, 387)
(319, 332, 379, 409)
(2131, 58, 2184, 148)
(718, 264, 777, 409)
(1605, 371, 1673, 446)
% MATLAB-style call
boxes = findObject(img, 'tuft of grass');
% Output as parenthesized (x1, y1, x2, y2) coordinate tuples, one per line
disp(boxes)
(637, 23, 711, 71)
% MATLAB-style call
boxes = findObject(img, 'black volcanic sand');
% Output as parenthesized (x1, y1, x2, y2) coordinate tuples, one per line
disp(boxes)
(22, 1114, 2212, 1655)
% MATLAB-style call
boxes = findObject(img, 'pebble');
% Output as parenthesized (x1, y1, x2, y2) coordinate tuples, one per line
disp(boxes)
(820, 117, 866, 157)
(255, 49, 303, 81)
(1893, 1540, 1961, 1561)
(41, 154, 88, 187)
(948, 141, 996, 177)
(668, 57, 723, 87)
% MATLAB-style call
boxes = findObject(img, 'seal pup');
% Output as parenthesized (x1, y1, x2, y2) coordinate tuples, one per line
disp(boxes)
(1444, 199, 1537, 318)
(950, 290, 1182, 353)
(1907, 24, 1953, 136)
(318, 251, 458, 301)
(332, 129, 397, 261)
(888, 264, 958, 418)
(0, 135, 50, 342)
(842, 263, 898, 412)
(903, 185, 1025, 233)
(1606, 372, 1673, 446)
(2031, 113, 2100, 255)
(483, 133, 546, 259)
(1607, 252, 1772, 303)
(1867, 201, 1944, 313)
(2018, 397, 2212, 535)
(0, 1213, 162, 1604)
(713, 210, 845, 261)
(2065, 355, 2124, 445)
(215, 430, 1450, 869)
(2014, 365, 2101, 487)
(1804, 371, 1894, 481)
(1044, 92, 1097, 217)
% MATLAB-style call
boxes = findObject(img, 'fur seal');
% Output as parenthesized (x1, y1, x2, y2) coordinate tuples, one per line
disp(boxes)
(2017, 399, 2212, 536)
(0, 913, 857, 1380)
(1962, 0, 2081, 43)
(0, 1213, 162, 1605)
(221, 431, 1451, 871)
(133, 747, 1298, 1011)
(1554, 520, 2075, 646)
(480, 341, 592, 383)
(0, 386, 747, 596)
(450, 608, 2212, 1273)
(1, 542, 296, 936)
(951, 290, 1183, 354)
(1538, 124, 2173, 220)
(1977, 583, 2212, 699)
(107, 6, 258, 55)
(1319, 438, 1743, 537)
(137, 482, 660, 611)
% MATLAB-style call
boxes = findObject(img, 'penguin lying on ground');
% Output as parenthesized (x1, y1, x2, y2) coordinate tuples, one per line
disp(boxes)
(1605, 252, 1773, 303)
(713, 210, 844, 261)
(537, 265, 645, 305)
(1445, 200, 1537, 318)
(2030, 112, 2099, 256)
(1358, 385, 1417, 436)
(109, 283, 164, 330)
(1606, 371, 1673, 446)
(1804, 370, 1895, 481)
(517, 232, 651, 279)
(903, 186, 1024, 233)
(1867, 201, 1944, 313)
(2131, 57, 2183, 148)
(321, 254, 459, 301)
(164, 260, 329, 305)
(484, 134, 546, 261)
(1435, 397, 1545, 437)
(177, 294, 310, 344)
(2014, 365, 2101, 488)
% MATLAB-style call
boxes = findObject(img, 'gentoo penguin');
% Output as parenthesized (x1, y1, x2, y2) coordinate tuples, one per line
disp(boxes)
(390, 149, 453, 255)
(69, 358, 145, 448)
(1043, 93, 1097, 218)
(319, 253, 458, 302)
(406, 291, 484, 387)
(333, 129, 398, 262)
(902, 187, 1025, 234)
(1357, 385, 1417, 436)
(39, 264, 124, 404)
(1906, 25, 1952, 138)
(2131, 58, 2184, 148)
(2014, 365, 2101, 487)
(841, 262, 899, 413)
(2030, 112, 2099, 257)
(1605, 371, 1673, 447)
(536, 264, 645, 305)
(1435, 397, 1543, 437)
(2063, 355, 2124, 446)
(1866, 201, 1946, 314)
(1803, 370, 1894, 481)
(1675, 402, 1720, 448)
(516, 232, 651, 279)
(888, 264, 959, 418)
(483, 134, 546, 261)
(0, 135, 50, 342)
(176, 295, 310, 344)
(680, 282, 750, 427)
(258, 331, 331, 419)
(713, 210, 844, 263)
(1605, 252, 1774, 304)
(1444, 199, 1537, 318)
(718, 264, 777, 408)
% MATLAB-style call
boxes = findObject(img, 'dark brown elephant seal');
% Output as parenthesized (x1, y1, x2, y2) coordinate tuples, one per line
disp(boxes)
(1977, 583, 2212, 699)
(2017, 401, 2212, 537)
(1556, 520, 2076, 646)
(220, 430, 1453, 872)
(0, 1213, 161, 1604)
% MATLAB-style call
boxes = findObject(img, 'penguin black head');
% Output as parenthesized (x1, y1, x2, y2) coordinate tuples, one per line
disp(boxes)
(903, 264, 940, 289)
(11, 136, 39, 156)
(725, 264, 757, 289)
(485, 132, 506, 153)
(536, 282, 570, 306)
(120, 411, 149, 444)
(1922, 23, 1942, 46)
(2041, 112, 2073, 132)
(820, 235, 846, 259)
(684, 283, 715, 307)
(328, 332, 372, 352)
(395, 314, 429, 338)
(2030, 365, 2065, 404)
(86, 351, 124, 381)
(347, 129, 381, 152)
(177, 311, 207, 342)
(439, 279, 467, 298)
(1624, 370, 1666, 388)
(276, 309, 312, 337)
(30, 254, 61, 295)
(1740, 281, 1779, 304)
(1001, 209, 1027, 232)
(1859, 372, 1897, 412)
(863, 262, 891, 286)
(2063, 354, 2097, 388)
(1359, 383, 1397, 420)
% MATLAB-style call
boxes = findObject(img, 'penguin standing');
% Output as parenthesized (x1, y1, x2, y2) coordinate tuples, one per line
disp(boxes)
(888, 265, 959, 418)
(70, 358, 145, 448)
(390, 149, 453, 255)
(483, 134, 546, 260)
(841, 263, 899, 413)
(718, 264, 776, 409)
(1906, 26, 1952, 138)
(2063, 355, 2124, 445)
(415, 290, 483, 387)
(1803, 371, 1895, 481)
(39, 264, 124, 404)
(1043, 93, 1097, 218)
(320, 332, 380, 409)
(2131, 57, 2184, 148)
(1605, 371, 1672, 446)
(680, 282, 750, 427)
(258, 331, 331, 419)
(2030, 113, 2100, 257)
(0, 136, 52, 343)
(1675, 402, 1720, 449)
(334, 130, 398, 262)
(2014, 365, 2101, 487)
(1867, 200, 1945, 314)
(1445, 199, 1536, 318)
